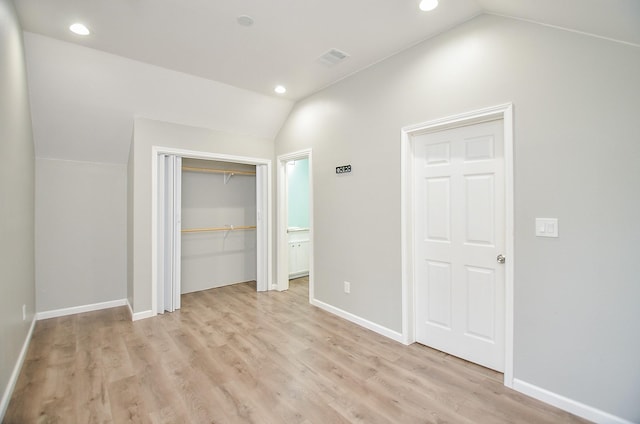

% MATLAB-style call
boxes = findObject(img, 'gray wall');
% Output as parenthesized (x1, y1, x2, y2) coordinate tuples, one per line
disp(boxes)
(181, 160, 257, 293)
(0, 0, 35, 415)
(127, 138, 134, 308)
(35, 158, 127, 312)
(21, 31, 291, 316)
(22, 31, 292, 165)
(275, 14, 640, 422)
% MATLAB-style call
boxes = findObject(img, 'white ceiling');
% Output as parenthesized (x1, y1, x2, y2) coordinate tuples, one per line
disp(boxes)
(14, 0, 640, 101)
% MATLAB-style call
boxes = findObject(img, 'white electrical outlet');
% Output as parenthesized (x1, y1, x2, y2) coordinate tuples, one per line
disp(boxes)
(344, 281, 351, 294)
(22, 304, 26, 321)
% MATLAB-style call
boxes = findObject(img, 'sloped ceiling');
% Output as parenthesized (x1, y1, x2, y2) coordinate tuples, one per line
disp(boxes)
(15, 0, 640, 101)
(13, 0, 640, 164)
(23, 32, 293, 164)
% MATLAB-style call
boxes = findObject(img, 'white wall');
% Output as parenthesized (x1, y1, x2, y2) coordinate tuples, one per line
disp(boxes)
(275, 14, 640, 422)
(130, 118, 274, 315)
(35, 159, 127, 312)
(0, 0, 35, 417)
(181, 160, 257, 293)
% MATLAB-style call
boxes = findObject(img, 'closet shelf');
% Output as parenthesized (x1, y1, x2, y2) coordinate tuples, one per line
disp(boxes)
(183, 166, 255, 176)
(182, 225, 257, 233)
(183, 166, 256, 184)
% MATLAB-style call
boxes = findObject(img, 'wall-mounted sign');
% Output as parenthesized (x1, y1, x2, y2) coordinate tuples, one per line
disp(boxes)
(336, 165, 352, 174)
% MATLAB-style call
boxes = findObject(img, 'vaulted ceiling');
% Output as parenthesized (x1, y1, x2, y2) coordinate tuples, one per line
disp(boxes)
(14, 0, 640, 101)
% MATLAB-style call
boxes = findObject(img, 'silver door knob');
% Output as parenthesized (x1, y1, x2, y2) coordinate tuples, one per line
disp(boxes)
(497, 254, 505, 264)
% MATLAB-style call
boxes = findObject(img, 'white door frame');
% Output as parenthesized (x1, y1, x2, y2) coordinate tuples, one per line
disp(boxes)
(276, 149, 313, 300)
(151, 146, 273, 316)
(400, 103, 514, 387)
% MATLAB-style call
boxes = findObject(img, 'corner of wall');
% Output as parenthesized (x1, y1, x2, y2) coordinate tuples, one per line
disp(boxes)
(0, 0, 37, 419)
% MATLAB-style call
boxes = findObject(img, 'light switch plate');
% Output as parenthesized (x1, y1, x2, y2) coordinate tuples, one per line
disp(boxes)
(535, 218, 558, 237)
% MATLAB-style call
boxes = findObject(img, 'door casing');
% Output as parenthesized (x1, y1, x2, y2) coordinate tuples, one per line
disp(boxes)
(400, 103, 514, 387)
(151, 147, 273, 317)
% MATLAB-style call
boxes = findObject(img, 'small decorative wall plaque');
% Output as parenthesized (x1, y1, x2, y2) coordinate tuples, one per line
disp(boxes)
(335, 165, 352, 174)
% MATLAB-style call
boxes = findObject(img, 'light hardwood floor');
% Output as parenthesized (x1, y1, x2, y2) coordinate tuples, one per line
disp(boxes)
(4, 278, 589, 423)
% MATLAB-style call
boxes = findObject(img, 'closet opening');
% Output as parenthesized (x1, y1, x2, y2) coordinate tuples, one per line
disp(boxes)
(277, 149, 313, 301)
(153, 148, 271, 316)
(181, 159, 258, 296)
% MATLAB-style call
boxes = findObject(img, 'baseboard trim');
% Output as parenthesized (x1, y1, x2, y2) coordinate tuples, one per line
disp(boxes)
(127, 301, 154, 321)
(0, 316, 37, 421)
(36, 299, 127, 320)
(132, 310, 154, 321)
(512, 379, 634, 424)
(310, 298, 404, 343)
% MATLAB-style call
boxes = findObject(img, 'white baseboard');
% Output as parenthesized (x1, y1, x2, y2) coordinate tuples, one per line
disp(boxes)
(0, 316, 37, 421)
(126, 300, 155, 321)
(310, 298, 404, 343)
(132, 310, 154, 321)
(36, 299, 128, 320)
(513, 379, 634, 424)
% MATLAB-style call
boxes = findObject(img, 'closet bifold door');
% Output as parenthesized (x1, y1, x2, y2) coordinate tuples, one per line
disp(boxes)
(158, 154, 182, 313)
(256, 164, 268, 292)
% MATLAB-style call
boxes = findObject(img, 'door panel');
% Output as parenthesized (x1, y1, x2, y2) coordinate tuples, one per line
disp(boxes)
(425, 177, 451, 242)
(465, 174, 494, 245)
(426, 260, 452, 329)
(414, 119, 505, 372)
(465, 265, 495, 341)
(159, 154, 181, 313)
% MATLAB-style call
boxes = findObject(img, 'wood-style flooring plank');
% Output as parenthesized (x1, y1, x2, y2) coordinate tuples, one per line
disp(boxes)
(4, 277, 590, 424)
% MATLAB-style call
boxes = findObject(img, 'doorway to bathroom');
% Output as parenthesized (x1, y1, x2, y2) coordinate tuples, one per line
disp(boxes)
(277, 149, 313, 300)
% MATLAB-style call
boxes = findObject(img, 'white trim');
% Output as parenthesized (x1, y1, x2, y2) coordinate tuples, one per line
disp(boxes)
(132, 310, 155, 321)
(400, 103, 515, 386)
(151, 146, 273, 316)
(486, 12, 640, 49)
(310, 299, 404, 344)
(0, 316, 36, 421)
(502, 104, 515, 387)
(36, 299, 128, 320)
(400, 124, 414, 346)
(276, 149, 314, 302)
(127, 299, 155, 321)
(513, 379, 634, 424)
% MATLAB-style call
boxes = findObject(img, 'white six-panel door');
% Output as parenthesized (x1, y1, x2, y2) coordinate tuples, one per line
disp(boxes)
(413, 119, 505, 372)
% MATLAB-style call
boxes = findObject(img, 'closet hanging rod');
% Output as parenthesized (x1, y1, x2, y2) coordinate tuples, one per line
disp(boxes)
(182, 166, 256, 176)
(182, 225, 257, 233)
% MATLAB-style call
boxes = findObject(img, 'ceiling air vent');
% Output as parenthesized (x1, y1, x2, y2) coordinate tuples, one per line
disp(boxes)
(318, 48, 350, 67)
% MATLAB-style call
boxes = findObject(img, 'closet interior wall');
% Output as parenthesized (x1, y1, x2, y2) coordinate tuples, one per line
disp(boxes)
(181, 158, 257, 293)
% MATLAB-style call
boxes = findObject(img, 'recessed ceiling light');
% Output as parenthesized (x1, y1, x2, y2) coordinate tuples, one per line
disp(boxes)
(69, 23, 90, 35)
(274, 85, 287, 94)
(419, 0, 439, 12)
(237, 15, 254, 27)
